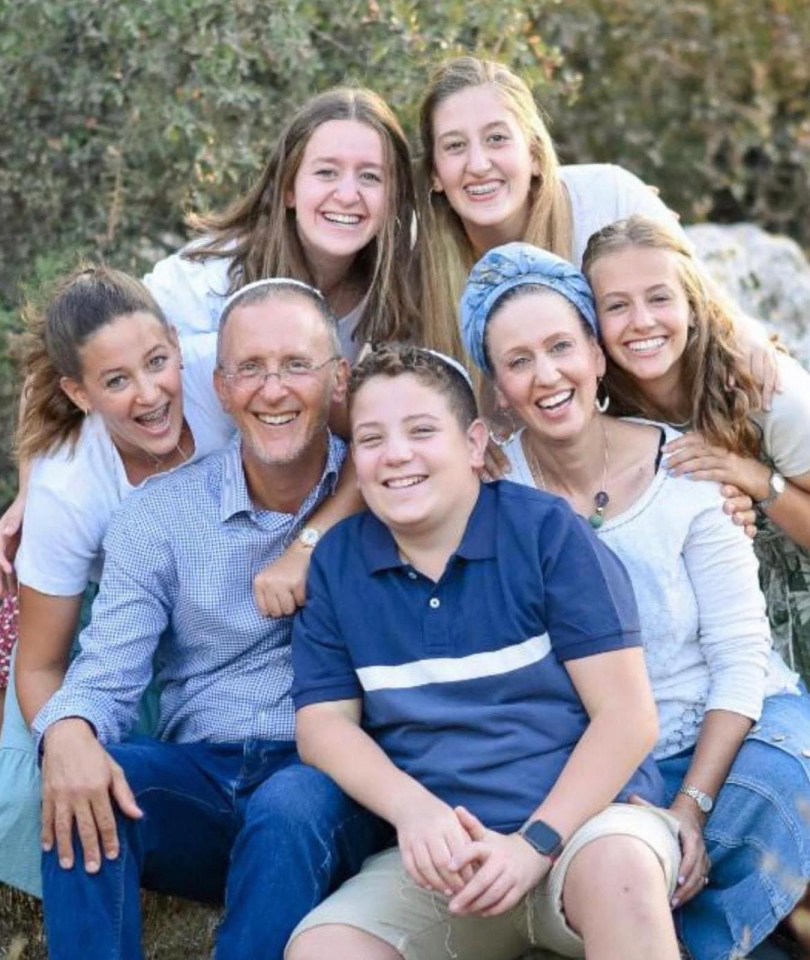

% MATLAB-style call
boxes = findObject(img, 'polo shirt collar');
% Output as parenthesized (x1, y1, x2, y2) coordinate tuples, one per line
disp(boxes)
(219, 432, 344, 522)
(361, 481, 498, 573)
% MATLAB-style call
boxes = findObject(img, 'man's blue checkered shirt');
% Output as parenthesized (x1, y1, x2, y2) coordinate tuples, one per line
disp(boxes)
(33, 433, 345, 746)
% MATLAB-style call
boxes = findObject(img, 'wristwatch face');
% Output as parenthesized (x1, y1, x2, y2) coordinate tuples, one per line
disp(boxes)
(521, 819, 563, 857)
(696, 793, 713, 813)
(298, 527, 320, 548)
(771, 472, 786, 497)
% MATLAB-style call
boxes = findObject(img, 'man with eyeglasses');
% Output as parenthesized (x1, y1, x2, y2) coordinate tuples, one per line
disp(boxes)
(33, 279, 391, 960)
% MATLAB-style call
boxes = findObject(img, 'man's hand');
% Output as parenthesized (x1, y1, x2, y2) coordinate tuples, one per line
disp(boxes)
(448, 806, 550, 917)
(253, 543, 310, 618)
(41, 718, 142, 872)
(393, 792, 476, 895)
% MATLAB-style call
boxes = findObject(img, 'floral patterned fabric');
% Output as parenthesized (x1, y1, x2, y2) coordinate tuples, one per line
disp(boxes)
(0, 594, 18, 690)
(755, 514, 810, 684)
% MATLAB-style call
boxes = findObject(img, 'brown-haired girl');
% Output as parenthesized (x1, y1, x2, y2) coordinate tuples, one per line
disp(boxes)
(584, 215, 810, 683)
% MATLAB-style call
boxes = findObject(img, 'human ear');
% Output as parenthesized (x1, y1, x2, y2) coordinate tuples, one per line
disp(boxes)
(330, 358, 351, 406)
(213, 369, 232, 416)
(467, 418, 489, 470)
(59, 377, 90, 415)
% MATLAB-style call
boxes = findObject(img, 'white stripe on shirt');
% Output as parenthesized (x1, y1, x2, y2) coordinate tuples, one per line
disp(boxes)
(356, 633, 551, 692)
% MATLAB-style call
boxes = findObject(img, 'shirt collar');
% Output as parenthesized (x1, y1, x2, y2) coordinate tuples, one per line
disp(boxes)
(361, 481, 498, 574)
(219, 432, 345, 523)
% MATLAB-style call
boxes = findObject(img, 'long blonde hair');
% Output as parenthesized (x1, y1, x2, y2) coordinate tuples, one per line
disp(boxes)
(582, 215, 763, 457)
(18, 265, 170, 461)
(186, 87, 419, 347)
(417, 57, 572, 363)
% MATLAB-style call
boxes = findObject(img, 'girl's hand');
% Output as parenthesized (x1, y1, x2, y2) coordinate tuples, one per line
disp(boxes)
(720, 485, 757, 540)
(0, 492, 25, 595)
(663, 433, 771, 502)
(253, 543, 310, 618)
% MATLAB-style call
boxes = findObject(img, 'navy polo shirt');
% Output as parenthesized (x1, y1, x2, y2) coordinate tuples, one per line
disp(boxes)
(292, 480, 664, 832)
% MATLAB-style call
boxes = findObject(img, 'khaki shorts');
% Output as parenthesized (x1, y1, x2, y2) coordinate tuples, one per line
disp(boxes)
(288, 803, 681, 959)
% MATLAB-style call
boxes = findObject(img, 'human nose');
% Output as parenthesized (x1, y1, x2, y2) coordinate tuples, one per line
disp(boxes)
(257, 369, 289, 398)
(382, 432, 413, 464)
(333, 172, 361, 204)
(531, 353, 560, 386)
(133, 371, 163, 405)
(466, 140, 492, 175)
(628, 301, 657, 331)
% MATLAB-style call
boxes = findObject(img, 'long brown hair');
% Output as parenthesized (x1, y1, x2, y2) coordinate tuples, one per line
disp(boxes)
(417, 57, 572, 363)
(186, 87, 419, 347)
(18, 265, 170, 461)
(582, 215, 763, 457)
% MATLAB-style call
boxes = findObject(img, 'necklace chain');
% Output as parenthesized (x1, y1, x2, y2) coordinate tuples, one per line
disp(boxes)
(525, 420, 611, 530)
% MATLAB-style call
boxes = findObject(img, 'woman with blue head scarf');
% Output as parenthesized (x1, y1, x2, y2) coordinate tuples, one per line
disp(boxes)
(460, 243, 810, 960)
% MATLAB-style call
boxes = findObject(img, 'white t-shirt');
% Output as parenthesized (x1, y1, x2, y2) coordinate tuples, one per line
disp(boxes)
(143, 243, 368, 363)
(503, 423, 798, 759)
(560, 163, 689, 268)
(16, 334, 233, 596)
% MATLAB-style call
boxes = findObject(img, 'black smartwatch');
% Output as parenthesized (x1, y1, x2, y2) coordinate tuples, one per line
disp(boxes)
(518, 818, 564, 862)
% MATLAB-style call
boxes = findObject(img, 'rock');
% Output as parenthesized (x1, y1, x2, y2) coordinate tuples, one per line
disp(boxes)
(686, 223, 810, 369)
(0, 884, 219, 959)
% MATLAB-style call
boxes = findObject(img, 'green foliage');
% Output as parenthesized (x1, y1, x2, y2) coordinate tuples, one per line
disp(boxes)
(536, 0, 810, 236)
(1, 0, 809, 504)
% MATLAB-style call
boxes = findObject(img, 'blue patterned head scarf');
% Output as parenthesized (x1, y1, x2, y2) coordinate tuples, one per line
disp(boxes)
(459, 242, 599, 375)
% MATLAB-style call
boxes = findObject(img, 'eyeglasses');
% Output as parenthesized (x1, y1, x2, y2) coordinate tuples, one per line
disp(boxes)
(220, 356, 339, 390)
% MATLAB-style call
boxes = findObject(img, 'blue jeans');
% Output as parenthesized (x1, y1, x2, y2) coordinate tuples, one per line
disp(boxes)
(659, 690, 810, 960)
(41, 737, 392, 960)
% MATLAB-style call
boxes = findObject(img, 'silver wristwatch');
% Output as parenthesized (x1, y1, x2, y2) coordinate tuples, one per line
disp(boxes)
(678, 784, 714, 814)
(297, 526, 321, 549)
(755, 470, 786, 511)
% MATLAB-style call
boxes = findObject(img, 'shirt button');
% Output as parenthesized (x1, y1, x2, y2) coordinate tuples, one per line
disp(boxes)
(429, 597, 441, 609)
(771, 734, 786, 743)
(407, 570, 417, 580)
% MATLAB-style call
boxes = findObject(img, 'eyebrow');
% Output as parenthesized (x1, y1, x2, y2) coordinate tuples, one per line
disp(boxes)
(353, 412, 441, 431)
(306, 155, 384, 169)
(436, 120, 511, 139)
(96, 344, 166, 380)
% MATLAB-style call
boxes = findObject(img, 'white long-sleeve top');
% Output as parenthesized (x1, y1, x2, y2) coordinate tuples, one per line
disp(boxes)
(504, 423, 798, 759)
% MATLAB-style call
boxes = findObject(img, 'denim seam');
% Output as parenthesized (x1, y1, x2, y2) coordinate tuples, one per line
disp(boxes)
(111, 837, 126, 960)
(134, 785, 232, 818)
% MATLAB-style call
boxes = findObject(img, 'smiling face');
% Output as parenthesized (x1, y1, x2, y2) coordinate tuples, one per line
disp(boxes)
(286, 119, 388, 274)
(487, 289, 605, 442)
(214, 293, 347, 481)
(430, 84, 539, 252)
(60, 311, 184, 465)
(588, 245, 691, 402)
(351, 373, 487, 540)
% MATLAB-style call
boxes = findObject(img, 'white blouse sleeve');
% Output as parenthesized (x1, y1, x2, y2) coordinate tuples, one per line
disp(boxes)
(683, 494, 771, 719)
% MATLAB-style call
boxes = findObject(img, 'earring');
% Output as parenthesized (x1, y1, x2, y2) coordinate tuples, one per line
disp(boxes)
(488, 408, 519, 447)
(595, 378, 610, 414)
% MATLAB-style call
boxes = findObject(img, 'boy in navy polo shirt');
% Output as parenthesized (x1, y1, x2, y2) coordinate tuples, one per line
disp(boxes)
(289, 346, 682, 960)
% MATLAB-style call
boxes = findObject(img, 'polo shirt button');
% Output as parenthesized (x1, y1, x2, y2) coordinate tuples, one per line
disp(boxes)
(771, 734, 786, 742)
(429, 597, 440, 609)
(407, 570, 417, 580)
(802, 749, 810, 758)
